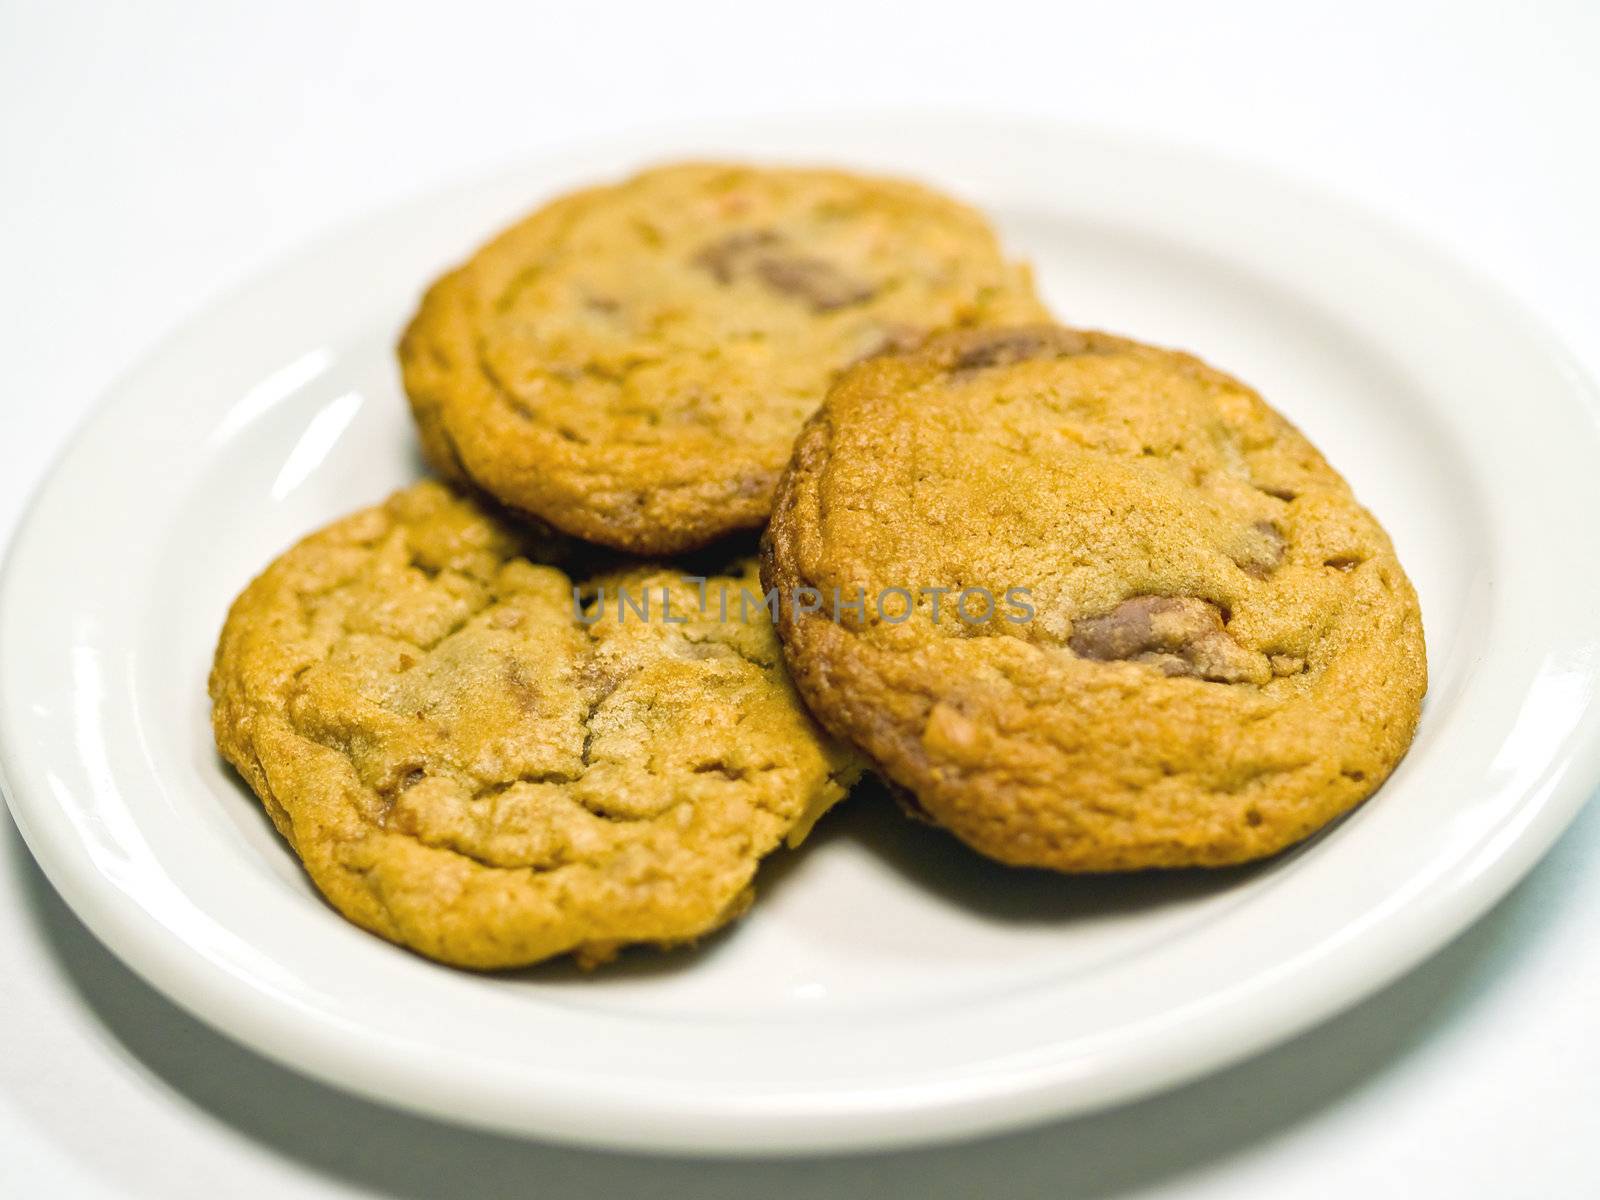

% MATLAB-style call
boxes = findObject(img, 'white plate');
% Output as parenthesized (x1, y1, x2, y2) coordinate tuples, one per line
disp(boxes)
(3, 115, 1599, 1157)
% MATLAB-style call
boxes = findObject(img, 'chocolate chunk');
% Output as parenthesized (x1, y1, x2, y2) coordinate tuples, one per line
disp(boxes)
(691, 230, 783, 284)
(754, 255, 875, 312)
(692, 230, 874, 312)
(1068, 595, 1270, 684)
(848, 323, 928, 367)
(1231, 520, 1287, 579)
(951, 327, 1091, 372)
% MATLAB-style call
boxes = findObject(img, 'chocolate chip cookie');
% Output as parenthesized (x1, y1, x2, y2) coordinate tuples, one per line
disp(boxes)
(762, 326, 1426, 870)
(211, 481, 860, 968)
(400, 162, 1047, 554)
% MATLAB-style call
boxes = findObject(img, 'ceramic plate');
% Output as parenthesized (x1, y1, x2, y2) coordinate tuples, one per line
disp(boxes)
(3, 116, 1598, 1155)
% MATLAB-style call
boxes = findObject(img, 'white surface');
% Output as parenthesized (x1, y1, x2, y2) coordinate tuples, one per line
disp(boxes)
(9, 115, 1599, 1156)
(2, 0, 1597, 1193)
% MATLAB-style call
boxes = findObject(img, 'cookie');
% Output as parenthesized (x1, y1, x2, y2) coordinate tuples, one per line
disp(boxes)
(210, 480, 861, 968)
(762, 325, 1426, 870)
(400, 162, 1047, 554)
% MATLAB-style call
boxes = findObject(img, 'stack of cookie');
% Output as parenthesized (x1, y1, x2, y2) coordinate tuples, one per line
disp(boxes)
(211, 163, 1426, 970)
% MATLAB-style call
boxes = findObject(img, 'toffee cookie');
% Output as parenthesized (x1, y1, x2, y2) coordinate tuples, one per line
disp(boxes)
(763, 326, 1426, 870)
(211, 480, 860, 968)
(400, 162, 1047, 554)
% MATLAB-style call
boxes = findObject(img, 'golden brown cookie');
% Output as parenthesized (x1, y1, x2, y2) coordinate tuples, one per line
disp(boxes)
(400, 162, 1047, 554)
(210, 480, 860, 968)
(762, 326, 1426, 870)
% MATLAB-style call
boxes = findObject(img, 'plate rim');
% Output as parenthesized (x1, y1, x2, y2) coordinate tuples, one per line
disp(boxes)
(4, 111, 1600, 1155)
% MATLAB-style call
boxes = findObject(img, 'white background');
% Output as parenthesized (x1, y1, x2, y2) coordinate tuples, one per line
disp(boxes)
(2, 1, 1597, 1195)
